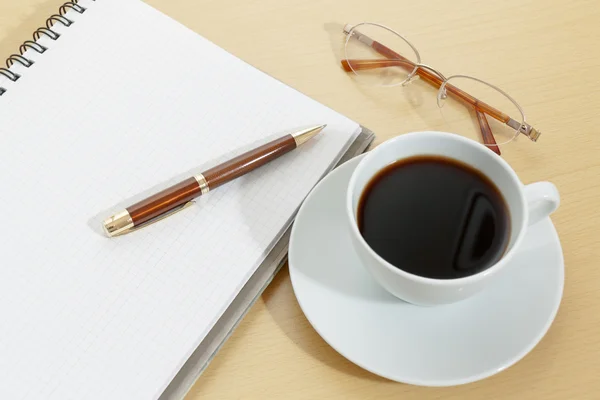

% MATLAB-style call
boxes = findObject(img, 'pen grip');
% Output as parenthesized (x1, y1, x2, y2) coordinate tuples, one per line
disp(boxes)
(203, 134, 296, 189)
(127, 177, 200, 226)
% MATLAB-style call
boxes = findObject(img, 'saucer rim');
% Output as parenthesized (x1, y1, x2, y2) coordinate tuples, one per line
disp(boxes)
(288, 153, 565, 387)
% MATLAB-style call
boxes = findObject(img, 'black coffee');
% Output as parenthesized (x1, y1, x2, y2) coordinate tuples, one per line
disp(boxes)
(358, 155, 510, 279)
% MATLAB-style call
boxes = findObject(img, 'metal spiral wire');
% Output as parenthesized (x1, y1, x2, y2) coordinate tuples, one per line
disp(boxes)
(0, 0, 93, 95)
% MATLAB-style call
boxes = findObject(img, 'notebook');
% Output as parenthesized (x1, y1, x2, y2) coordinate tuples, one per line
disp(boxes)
(0, 0, 373, 399)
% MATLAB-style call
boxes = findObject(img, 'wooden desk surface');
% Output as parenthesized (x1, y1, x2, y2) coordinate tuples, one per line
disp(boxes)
(2, 0, 599, 398)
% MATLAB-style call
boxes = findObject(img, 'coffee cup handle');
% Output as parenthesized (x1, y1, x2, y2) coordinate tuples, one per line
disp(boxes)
(523, 182, 560, 226)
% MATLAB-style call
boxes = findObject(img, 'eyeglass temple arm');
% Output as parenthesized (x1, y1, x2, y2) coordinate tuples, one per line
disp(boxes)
(342, 27, 540, 142)
(476, 109, 501, 155)
(340, 58, 502, 152)
(340, 28, 505, 120)
(341, 58, 505, 120)
(341, 59, 500, 154)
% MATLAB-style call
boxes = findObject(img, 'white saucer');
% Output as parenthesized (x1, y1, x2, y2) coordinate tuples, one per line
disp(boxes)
(288, 154, 564, 387)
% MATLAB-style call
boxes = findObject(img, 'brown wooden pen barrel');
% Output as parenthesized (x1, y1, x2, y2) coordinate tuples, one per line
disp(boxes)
(126, 134, 297, 226)
(127, 177, 201, 226)
(203, 134, 297, 189)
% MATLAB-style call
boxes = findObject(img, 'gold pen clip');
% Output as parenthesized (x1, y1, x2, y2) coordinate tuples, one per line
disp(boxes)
(104, 201, 195, 237)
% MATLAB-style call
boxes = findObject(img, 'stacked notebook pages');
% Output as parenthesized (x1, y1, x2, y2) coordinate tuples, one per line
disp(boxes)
(0, 0, 374, 399)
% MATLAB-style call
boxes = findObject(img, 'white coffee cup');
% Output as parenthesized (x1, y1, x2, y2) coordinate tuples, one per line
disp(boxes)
(346, 131, 559, 306)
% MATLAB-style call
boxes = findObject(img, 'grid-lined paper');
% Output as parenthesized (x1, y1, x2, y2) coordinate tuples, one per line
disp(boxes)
(0, 0, 361, 399)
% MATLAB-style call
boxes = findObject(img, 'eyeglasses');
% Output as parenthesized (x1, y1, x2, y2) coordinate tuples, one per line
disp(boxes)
(341, 22, 542, 155)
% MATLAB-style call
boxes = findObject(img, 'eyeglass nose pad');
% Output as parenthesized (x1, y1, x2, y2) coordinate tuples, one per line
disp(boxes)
(436, 88, 448, 108)
(401, 74, 420, 87)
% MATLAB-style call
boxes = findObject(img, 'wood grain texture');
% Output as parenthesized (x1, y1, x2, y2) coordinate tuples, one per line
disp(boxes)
(2, 0, 599, 399)
(203, 135, 296, 189)
(128, 177, 200, 225)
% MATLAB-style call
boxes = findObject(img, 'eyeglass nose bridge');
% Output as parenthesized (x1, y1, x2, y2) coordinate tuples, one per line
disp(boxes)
(404, 63, 449, 91)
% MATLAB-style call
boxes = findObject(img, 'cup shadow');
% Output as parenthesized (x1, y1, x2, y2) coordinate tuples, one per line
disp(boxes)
(261, 265, 390, 383)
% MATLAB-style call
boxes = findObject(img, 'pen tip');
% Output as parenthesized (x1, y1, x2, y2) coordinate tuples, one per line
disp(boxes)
(292, 124, 327, 146)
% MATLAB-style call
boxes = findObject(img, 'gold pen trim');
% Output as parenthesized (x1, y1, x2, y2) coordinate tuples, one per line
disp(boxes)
(103, 201, 196, 238)
(103, 210, 134, 237)
(194, 173, 210, 195)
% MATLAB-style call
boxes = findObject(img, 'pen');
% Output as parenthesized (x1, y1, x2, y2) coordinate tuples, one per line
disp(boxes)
(102, 124, 326, 237)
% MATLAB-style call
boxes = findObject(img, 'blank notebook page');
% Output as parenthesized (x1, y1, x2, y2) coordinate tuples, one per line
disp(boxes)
(0, 0, 360, 398)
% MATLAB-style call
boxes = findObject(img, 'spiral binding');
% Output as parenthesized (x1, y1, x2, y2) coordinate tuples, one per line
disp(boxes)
(0, 0, 94, 96)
